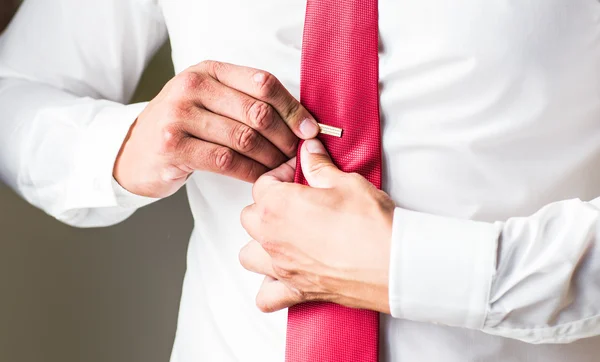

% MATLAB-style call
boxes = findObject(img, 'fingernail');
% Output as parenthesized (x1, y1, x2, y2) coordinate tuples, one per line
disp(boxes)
(304, 139, 327, 154)
(299, 118, 319, 137)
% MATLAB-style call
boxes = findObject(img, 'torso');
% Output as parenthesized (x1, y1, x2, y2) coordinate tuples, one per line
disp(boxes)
(159, 1, 600, 361)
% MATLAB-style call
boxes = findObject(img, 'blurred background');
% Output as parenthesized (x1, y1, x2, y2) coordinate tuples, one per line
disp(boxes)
(0, 3, 190, 361)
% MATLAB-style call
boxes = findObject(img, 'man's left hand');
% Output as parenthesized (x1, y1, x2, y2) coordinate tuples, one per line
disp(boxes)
(240, 139, 395, 314)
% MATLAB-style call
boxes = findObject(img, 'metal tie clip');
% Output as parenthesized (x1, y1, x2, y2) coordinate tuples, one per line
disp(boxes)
(317, 123, 343, 138)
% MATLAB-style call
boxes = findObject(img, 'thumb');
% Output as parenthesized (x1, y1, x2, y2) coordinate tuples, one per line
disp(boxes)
(300, 139, 342, 188)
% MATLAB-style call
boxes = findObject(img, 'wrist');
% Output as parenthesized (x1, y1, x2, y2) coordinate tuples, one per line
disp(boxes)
(112, 119, 136, 188)
(333, 205, 393, 314)
(362, 223, 392, 314)
(333, 266, 390, 314)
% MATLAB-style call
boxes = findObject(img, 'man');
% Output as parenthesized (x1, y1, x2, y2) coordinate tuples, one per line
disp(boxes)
(2, 0, 600, 361)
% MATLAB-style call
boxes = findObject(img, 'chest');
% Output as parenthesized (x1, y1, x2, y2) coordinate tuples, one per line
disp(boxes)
(166, 0, 600, 219)
(159, 0, 600, 74)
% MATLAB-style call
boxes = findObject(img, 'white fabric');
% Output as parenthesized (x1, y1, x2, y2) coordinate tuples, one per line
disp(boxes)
(3, 0, 600, 361)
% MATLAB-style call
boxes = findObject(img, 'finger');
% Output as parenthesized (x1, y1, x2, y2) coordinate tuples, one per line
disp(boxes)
(239, 240, 277, 277)
(300, 139, 343, 188)
(255, 276, 301, 313)
(180, 71, 299, 157)
(200, 61, 320, 140)
(181, 108, 287, 169)
(251, 157, 296, 201)
(240, 203, 262, 241)
(179, 137, 268, 183)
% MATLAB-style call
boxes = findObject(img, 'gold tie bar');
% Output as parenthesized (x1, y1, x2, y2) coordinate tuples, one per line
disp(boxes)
(317, 123, 343, 138)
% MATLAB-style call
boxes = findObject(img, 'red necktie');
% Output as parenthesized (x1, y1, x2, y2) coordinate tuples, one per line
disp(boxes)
(288, 0, 381, 361)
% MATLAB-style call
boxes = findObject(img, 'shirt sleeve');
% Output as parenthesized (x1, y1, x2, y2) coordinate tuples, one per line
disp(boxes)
(389, 197, 600, 344)
(0, 0, 167, 227)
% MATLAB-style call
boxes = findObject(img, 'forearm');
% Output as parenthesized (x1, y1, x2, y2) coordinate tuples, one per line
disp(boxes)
(0, 78, 155, 226)
(0, 0, 167, 226)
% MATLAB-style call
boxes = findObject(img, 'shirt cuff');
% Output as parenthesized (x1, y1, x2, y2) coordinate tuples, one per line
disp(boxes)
(388, 207, 501, 329)
(63, 102, 150, 212)
(111, 177, 159, 209)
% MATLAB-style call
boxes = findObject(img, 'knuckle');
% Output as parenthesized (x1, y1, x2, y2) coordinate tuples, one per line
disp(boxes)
(255, 202, 281, 231)
(199, 60, 223, 74)
(233, 125, 260, 153)
(254, 72, 279, 99)
(213, 147, 236, 172)
(254, 71, 302, 123)
(159, 124, 184, 154)
(176, 71, 209, 93)
(257, 203, 272, 225)
(211, 61, 227, 75)
(244, 100, 275, 131)
(197, 59, 215, 71)
(197, 59, 214, 69)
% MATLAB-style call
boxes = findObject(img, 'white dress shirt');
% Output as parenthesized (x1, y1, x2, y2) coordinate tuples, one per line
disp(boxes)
(3, 0, 600, 361)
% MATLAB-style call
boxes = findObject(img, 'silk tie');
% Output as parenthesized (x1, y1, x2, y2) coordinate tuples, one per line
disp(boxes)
(287, 0, 381, 361)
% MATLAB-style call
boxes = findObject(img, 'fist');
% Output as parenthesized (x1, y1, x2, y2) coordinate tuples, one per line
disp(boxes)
(113, 61, 319, 198)
(239, 139, 395, 314)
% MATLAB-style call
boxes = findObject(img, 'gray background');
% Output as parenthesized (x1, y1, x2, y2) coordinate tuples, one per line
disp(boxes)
(0, 38, 190, 362)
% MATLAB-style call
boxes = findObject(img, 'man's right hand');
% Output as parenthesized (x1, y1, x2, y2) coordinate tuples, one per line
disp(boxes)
(113, 61, 319, 198)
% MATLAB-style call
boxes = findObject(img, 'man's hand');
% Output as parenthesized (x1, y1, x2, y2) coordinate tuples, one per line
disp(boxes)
(114, 61, 319, 197)
(239, 139, 395, 314)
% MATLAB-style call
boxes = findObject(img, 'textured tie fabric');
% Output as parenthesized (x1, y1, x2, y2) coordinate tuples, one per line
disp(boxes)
(287, 0, 382, 361)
